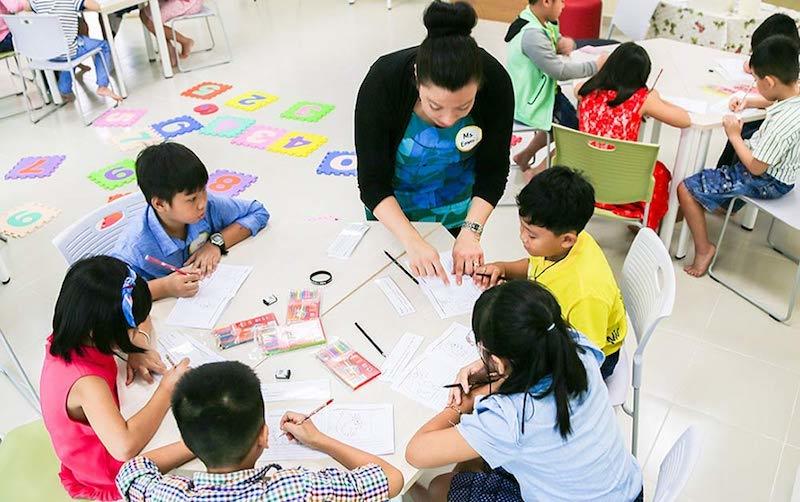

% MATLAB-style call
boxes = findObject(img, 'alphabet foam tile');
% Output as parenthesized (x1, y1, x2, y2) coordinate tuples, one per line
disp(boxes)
(111, 127, 162, 152)
(5, 155, 65, 180)
(206, 169, 258, 197)
(267, 132, 328, 157)
(151, 115, 203, 140)
(180, 81, 233, 100)
(199, 116, 256, 138)
(93, 108, 147, 127)
(279, 101, 335, 123)
(225, 91, 279, 112)
(316, 151, 356, 177)
(0, 202, 60, 238)
(88, 159, 137, 190)
(231, 125, 286, 149)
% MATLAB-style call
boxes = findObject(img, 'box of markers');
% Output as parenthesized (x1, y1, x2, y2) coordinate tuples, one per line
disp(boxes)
(316, 339, 381, 390)
(213, 313, 278, 350)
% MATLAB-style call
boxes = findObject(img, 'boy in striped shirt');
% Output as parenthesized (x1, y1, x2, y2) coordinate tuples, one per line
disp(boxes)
(679, 35, 800, 277)
(26, 0, 122, 102)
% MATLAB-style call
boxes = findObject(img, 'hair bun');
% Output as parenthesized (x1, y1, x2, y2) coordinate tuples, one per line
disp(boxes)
(424, 1, 477, 39)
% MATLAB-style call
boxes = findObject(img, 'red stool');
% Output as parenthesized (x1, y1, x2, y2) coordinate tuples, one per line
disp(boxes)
(559, 0, 603, 39)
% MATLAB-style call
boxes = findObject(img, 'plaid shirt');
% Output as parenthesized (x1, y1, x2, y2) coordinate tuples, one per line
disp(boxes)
(116, 457, 390, 502)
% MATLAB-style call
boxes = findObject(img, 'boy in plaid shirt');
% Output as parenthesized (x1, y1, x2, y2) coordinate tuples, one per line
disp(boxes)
(116, 362, 403, 501)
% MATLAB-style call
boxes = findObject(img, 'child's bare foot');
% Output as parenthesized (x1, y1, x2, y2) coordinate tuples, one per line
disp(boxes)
(60, 93, 76, 103)
(179, 38, 195, 59)
(513, 151, 534, 170)
(97, 86, 123, 103)
(684, 244, 716, 277)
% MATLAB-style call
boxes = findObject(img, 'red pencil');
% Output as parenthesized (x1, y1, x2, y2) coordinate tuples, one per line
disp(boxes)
(145, 255, 187, 275)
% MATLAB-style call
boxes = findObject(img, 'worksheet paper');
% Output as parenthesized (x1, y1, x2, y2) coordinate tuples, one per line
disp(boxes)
(708, 94, 764, 120)
(662, 95, 709, 115)
(157, 331, 224, 368)
(259, 404, 394, 462)
(712, 58, 752, 85)
(379, 332, 424, 383)
(416, 252, 482, 319)
(260, 379, 332, 403)
(327, 222, 370, 259)
(374, 276, 415, 317)
(392, 323, 480, 411)
(166, 264, 253, 329)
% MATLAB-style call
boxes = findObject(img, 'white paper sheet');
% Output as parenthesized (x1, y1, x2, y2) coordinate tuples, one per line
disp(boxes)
(379, 333, 424, 383)
(374, 276, 415, 317)
(708, 94, 765, 120)
(166, 264, 252, 329)
(261, 379, 332, 403)
(327, 222, 370, 259)
(258, 404, 394, 462)
(712, 57, 752, 84)
(416, 252, 482, 319)
(661, 95, 709, 115)
(157, 331, 224, 368)
(392, 323, 480, 410)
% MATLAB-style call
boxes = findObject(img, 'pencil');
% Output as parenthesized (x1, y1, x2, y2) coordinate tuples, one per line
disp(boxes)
(354, 322, 385, 357)
(383, 250, 419, 285)
(474, 272, 508, 282)
(279, 399, 334, 438)
(145, 255, 188, 276)
(737, 80, 756, 112)
(649, 68, 664, 93)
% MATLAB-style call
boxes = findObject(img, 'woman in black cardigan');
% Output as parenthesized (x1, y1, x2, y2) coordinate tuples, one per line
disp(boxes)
(355, 1, 514, 284)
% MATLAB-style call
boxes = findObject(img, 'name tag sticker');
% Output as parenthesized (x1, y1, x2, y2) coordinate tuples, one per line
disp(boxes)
(456, 125, 483, 152)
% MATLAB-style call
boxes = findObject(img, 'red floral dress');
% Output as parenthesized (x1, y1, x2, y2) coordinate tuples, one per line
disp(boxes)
(578, 87, 671, 230)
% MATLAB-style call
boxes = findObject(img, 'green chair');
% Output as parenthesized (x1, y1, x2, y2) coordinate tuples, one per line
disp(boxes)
(0, 420, 85, 502)
(552, 124, 660, 227)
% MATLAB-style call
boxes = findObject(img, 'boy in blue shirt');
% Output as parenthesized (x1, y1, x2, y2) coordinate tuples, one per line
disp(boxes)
(112, 143, 269, 300)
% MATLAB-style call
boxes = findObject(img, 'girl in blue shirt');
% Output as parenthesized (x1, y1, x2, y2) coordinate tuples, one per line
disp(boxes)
(406, 280, 643, 501)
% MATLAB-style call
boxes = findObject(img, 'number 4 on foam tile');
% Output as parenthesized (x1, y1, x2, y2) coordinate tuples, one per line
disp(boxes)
(0, 202, 60, 238)
(225, 91, 278, 112)
(88, 159, 137, 190)
(268, 132, 328, 157)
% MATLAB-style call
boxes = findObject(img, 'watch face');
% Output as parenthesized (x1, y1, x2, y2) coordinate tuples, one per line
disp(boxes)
(211, 234, 224, 246)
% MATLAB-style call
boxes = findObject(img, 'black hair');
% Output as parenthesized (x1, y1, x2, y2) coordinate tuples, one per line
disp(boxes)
(752, 14, 799, 52)
(473, 280, 588, 438)
(750, 35, 800, 85)
(172, 361, 265, 468)
(578, 42, 651, 106)
(135, 142, 209, 206)
(516, 166, 595, 235)
(416, 1, 483, 91)
(51, 256, 149, 362)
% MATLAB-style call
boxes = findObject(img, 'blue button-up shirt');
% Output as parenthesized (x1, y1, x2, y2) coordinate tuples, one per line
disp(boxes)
(112, 193, 269, 280)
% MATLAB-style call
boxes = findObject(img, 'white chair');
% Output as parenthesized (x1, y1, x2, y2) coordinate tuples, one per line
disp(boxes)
(53, 192, 147, 265)
(608, 228, 676, 457)
(709, 191, 800, 322)
(0, 326, 40, 414)
(652, 427, 701, 502)
(0, 233, 9, 284)
(606, 0, 661, 40)
(2, 13, 120, 125)
(166, 1, 231, 73)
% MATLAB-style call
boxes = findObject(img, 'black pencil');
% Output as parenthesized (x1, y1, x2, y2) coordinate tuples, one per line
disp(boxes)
(474, 272, 508, 281)
(383, 250, 419, 285)
(354, 322, 385, 357)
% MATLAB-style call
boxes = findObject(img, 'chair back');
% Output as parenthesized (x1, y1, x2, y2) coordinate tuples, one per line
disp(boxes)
(2, 14, 69, 61)
(653, 427, 701, 502)
(609, 0, 661, 40)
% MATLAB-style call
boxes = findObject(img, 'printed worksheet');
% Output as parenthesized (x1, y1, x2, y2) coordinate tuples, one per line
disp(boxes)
(166, 264, 252, 329)
(157, 331, 224, 368)
(417, 252, 482, 319)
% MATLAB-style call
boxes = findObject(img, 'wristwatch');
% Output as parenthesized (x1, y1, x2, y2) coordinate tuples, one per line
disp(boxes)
(461, 220, 484, 236)
(209, 232, 228, 255)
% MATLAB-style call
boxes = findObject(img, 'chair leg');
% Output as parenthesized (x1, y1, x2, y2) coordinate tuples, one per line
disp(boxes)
(142, 20, 156, 62)
(631, 387, 640, 458)
(205, 16, 216, 51)
(0, 254, 9, 284)
(0, 328, 40, 415)
(545, 130, 552, 169)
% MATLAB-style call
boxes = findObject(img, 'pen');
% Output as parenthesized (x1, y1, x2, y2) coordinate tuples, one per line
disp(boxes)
(354, 322, 385, 357)
(737, 80, 756, 112)
(279, 399, 334, 438)
(145, 255, 188, 275)
(384, 250, 419, 285)
(443, 379, 497, 389)
(474, 272, 508, 282)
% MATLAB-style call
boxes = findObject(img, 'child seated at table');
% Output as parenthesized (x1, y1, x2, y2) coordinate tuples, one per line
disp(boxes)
(25, 0, 122, 102)
(505, 0, 607, 179)
(41, 255, 193, 501)
(116, 361, 404, 501)
(405, 280, 643, 501)
(575, 41, 691, 230)
(0, 0, 26, 53)
(680, 35, 800, 277)
(139, 0, 203, 67)
(111, 142, 269, 300)
(475, 166, 628, 379)
(717, 13, 800, 168)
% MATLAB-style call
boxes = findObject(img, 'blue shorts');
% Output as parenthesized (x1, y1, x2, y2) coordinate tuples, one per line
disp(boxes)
(683, 162, 793, 213)
(553, 88, 578, 130)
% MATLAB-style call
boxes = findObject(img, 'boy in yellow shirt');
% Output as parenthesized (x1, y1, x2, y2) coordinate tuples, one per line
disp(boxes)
(477, 166, 626, 378)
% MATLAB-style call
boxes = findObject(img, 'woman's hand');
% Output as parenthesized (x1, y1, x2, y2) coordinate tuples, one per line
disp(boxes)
(407, 238, 449, 284)
(126, 350, 167, 385)
(452, 230, 484, 285)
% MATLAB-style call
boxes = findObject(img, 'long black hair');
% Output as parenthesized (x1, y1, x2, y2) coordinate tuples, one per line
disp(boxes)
(578, 42, 651, 107)
(416, 1, 483, 91)
(472, 280, 588, 439)
(51, 256, 150, 362)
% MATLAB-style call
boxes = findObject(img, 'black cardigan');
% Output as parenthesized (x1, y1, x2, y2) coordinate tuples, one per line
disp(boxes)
(355, 46, 514, 212)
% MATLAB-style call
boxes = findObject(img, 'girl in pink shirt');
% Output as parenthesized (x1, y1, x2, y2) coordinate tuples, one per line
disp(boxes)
(40, 256, 193, 500)
(0, 0, 27, 52)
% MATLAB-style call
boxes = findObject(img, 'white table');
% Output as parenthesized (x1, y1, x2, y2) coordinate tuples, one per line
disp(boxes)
(97, 0, 174, 98)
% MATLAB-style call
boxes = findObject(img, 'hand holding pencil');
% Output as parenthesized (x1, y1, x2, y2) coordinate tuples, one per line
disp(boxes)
(280, 399, 334, 445)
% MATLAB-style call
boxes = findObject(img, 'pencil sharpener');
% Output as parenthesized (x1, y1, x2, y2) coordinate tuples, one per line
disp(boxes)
(275, 369, 291, 380)
(263, 294, 278, 306)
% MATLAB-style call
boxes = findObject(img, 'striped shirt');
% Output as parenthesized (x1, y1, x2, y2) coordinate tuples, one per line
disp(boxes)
(28, 0, 82, 57)
(116, 457, 390, 502)
(747, 94, 800, 185)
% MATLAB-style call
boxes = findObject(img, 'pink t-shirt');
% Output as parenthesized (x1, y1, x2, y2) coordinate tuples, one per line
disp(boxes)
(40, 336, 124, 501)
(0, 0, 27, 43)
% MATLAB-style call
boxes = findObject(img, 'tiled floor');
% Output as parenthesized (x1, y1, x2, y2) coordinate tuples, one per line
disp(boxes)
(2, 1, 800, 500)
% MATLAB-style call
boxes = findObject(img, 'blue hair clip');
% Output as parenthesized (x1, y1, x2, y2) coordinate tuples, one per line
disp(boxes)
(121, 266, 137, 328)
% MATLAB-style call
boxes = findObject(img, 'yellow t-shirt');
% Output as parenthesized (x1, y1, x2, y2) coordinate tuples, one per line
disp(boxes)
(527, 231, 627, 355)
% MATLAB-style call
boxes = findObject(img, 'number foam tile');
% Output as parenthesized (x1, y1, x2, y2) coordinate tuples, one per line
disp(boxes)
(206, 169, 258, 198)
(93, 108, 147, 128)
(267, 132, 328, 158)
(111, 127, 162, 152)
(316, 151, 356, 177)
(180, 81, 233, 100)
(151, 115, 203, 140)
(224, 91, 279, 112)
(280, 101, 335, 123)
(0, 202, 60, 238)
(230, 125, 286, 150)
(5, 155, 66, 180)
(199, 116, 256, 139)
(88, 159, 137, 190)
